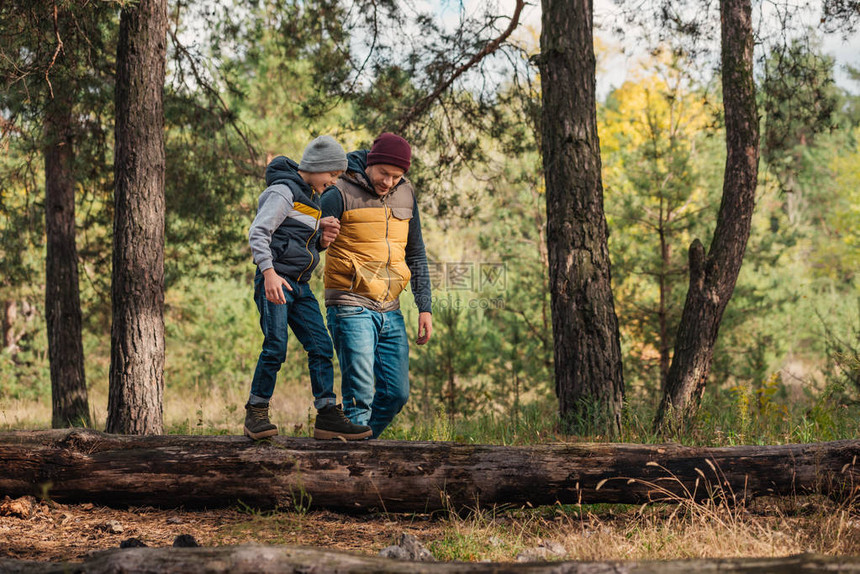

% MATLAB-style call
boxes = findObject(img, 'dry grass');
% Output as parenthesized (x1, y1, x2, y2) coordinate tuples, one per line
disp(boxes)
(161, 379, 317, 437)
(554, 504, 856, 560)
(0, 396, 52, 429)
(422, 457, 860, 561)
(4, 495, 855, 564)
(423, 495, 860, 561)
(0, 378, 317, 435)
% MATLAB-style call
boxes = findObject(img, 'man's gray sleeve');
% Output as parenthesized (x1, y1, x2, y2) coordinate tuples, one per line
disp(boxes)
(317, 185, 344, 252)
(248, 186, 294, 272)
(405, 196, 432, 314)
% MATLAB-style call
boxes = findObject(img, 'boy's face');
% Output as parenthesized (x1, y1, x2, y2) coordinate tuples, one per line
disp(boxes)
(366, 164, 405, 197)
(303, 170, 344, 193)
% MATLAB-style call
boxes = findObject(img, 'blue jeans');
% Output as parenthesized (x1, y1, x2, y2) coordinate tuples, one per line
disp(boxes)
(250, 273, 336, 410)
(327, 306, 409, 438)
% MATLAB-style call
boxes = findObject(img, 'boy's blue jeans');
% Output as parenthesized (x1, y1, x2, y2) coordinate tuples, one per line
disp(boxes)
(249, 272, 336, 410)
(326, 305, 410, 438)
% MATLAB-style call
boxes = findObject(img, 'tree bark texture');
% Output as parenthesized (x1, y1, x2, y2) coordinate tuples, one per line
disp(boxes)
(3, 299, 19, 352)
(43, 57, 91, 429)
(654, 0, 760, 434)
(0, 430, 856, 512)
(2, 548, 859, 574)
(107, 0, 167, 435)
(538, 0, 625, 433)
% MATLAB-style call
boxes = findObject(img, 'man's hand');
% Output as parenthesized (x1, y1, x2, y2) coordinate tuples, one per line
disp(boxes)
(263, 268, 292, 304)
(416, 311, 432, 345)
(318, 216, 341, 248)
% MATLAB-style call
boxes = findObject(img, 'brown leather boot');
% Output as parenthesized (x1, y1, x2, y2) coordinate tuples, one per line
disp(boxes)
(243, 403, 278, 440)
(313, 404, 372, 440)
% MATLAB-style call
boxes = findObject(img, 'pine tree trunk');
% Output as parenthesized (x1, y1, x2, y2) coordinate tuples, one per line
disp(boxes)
(106, 0, 167, 435)
(3, 300, 18, 352)
(658, 218, 671, 392)
(43, 76, 91, 429)
(538, 0, 625, 434)
(654, 0, 760, 434)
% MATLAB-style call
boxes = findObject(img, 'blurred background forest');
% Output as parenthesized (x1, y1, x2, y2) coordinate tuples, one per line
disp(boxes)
(1, 0, 858, 443)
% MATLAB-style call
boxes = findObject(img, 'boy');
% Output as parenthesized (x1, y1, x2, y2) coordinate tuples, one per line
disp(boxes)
(245, 135, 371, 441)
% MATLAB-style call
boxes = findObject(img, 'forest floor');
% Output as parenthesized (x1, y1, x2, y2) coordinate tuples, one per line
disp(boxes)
(2, 494, 859, 565)
(0, 498, 439, 562)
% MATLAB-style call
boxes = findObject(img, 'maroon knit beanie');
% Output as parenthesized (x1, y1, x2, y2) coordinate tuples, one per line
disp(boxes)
(366, 132, 412, 172)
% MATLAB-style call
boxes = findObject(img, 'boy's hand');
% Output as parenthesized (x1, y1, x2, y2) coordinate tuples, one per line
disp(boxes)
(416, 312, 433, 345)
(318, 216, 341, 248)
(263, 268, 292, 304)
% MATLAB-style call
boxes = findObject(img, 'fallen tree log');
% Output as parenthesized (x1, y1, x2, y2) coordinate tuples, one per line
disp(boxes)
(0, 430, 857, 512)
(2, 547, 860, 574)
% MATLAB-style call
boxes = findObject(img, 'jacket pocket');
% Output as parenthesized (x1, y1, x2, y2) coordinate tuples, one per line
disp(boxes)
(388, 259, 412, 298)
(325, 252, 357, 290)
(353, 259, 388, 298)
(270, 234, 290, 262)
(276, 237, 312, 277)
(390, 206, 413, 221)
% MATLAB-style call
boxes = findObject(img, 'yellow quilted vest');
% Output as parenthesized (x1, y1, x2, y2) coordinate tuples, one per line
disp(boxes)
(324, 174, 414, 306)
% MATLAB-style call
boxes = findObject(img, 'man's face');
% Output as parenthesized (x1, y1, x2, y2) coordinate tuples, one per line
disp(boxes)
(366, 163, 405, 197)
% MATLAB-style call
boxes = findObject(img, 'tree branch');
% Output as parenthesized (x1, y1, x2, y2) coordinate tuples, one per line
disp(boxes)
(394, 0, 526, 134)
(166, 26, 259, 172)
(45, 2, 64, 100)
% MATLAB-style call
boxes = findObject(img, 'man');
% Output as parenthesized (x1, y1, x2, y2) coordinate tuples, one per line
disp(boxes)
(321, 133, 432, 438)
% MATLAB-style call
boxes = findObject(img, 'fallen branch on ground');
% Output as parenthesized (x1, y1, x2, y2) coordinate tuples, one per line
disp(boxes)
(0, 430, 857, 512)
(2, 547, 860, 574)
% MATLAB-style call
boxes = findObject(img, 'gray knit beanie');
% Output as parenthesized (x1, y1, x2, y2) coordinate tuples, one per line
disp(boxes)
(298, 135, 347, 173)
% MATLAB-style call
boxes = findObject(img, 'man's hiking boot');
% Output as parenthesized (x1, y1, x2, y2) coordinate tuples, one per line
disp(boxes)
(244, 403, 278, 440)
(314, 404, 372, 440)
